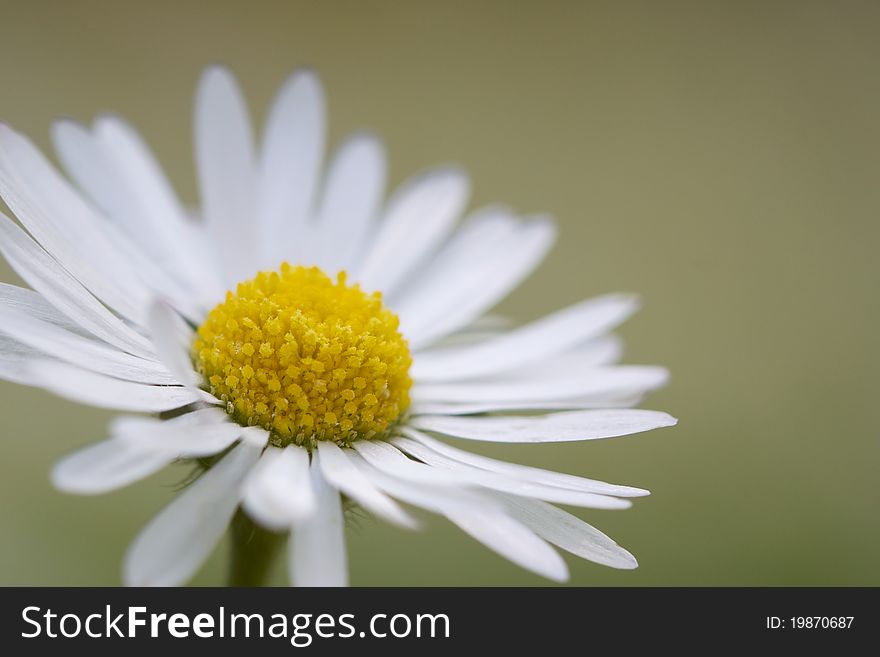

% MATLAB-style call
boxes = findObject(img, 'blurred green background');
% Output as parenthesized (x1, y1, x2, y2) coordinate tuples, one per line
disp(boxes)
(0, 0, 877, 586)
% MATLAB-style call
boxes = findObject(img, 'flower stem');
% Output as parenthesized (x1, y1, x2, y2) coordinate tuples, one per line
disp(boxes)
(227, 508, 285, 586)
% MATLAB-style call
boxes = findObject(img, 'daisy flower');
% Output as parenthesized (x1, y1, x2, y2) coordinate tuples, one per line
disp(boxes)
(0, 66, 676, 586)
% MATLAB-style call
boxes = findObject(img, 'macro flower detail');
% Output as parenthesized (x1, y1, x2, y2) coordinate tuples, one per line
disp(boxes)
(0, 66, 676, 586)
(194, 264, 412, 447)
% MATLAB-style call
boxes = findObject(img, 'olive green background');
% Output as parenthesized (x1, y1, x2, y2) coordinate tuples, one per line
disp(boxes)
(0, 0, 876, 586)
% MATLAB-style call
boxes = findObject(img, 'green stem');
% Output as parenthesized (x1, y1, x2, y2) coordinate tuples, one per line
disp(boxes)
(227, 508, 285, 586)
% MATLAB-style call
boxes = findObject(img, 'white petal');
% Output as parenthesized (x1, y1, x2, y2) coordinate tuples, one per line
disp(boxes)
(50, 117, 204, 315)
(397, 214, 556, 349)
(0, 283, 88, 336)
(239, 425, 273, 449)
(389, 205, 518, 313)
(0, 124, 150, 322)
(420, 314, 512, 350)
(0, 333, 41, 384)
(242, 445, 316, 531)
(388, 434, 631, 509)
(349, 453, 567, 581)
(498, 494, 638, 569)
(145, 300, 201, 389)
(258, 70, 325, 267)
(53, 119, 215, 318)
(351, 440, 472, 487)
(496, 337, 626, 378)
(412, 409, 677, 443)
(91, 116, 224, 303)
(347, 451, 503, 515)
(111, 414, 243, 457)
(290, 457, 348, 586)
(51, 120, 138, 239)
(445, 506, 569, 581)
(412, 366, 669, 404)
(316, 442, 419, 529)
(0, 212, 154, 357)
(24, 360, 205, 412)
(410, 295, 638, 381)
(124, 440, 261, 586)
(311, 134, 386, 274)
(410, 394, 646, 416)
(356, 168, 469, 295)
(97, 220, 206, 323)
(0, 306, 176, 384)
(112, 406, 227, 433)
(560, 336, 625, 368)
(395, 429, 648, 498)
(51, 439, 173, 494)
(195, 66, 258, 285)
(124, 406, 228, 427)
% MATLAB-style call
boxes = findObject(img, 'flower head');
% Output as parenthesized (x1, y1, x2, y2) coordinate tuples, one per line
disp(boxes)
(0, 66, 676, 586)
(194, 264, 412, 447)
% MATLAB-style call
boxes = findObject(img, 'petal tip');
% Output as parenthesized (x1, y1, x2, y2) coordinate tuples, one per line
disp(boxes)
(661, 413, 679, 427)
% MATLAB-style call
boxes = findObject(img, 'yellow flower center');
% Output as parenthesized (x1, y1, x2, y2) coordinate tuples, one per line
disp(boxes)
(193, 264, 412, 448)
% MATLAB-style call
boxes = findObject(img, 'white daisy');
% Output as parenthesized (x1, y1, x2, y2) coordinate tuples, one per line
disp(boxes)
(0, 66, 676, 586)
